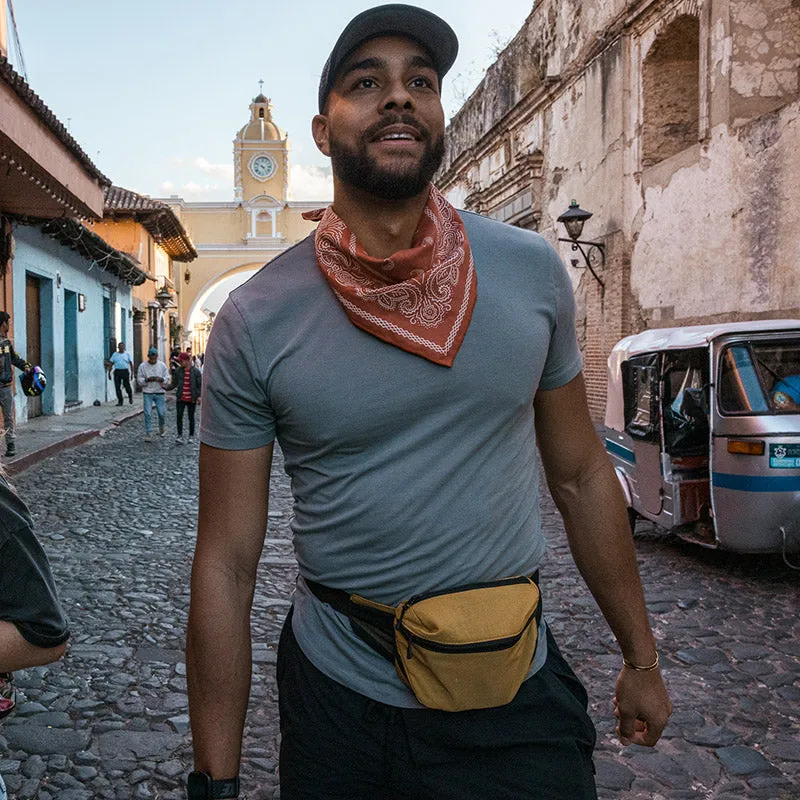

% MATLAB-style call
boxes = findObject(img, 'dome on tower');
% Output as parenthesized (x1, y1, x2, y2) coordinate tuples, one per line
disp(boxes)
(237, 94, 284, 141)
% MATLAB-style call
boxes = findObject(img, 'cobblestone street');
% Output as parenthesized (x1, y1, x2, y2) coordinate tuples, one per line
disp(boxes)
(1, 416, 799, 799)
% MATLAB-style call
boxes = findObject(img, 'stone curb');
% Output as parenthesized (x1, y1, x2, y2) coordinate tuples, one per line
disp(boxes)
(7, 408, 144, 476)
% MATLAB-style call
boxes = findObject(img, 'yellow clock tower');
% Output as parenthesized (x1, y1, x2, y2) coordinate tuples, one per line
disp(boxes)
(163, 91, 327, 351)
(235, 92, 289, 211)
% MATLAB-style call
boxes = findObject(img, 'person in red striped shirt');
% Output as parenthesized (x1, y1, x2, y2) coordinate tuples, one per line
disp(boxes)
(173, 351, 202, 444)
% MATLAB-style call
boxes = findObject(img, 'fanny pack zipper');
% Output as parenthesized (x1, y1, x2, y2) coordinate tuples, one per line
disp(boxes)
(396, 608, 539, 660)
(403, 574, 535, 607)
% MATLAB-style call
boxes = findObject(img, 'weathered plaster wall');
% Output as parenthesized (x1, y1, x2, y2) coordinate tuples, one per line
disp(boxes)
(544, 38, 627, 238)
(729, 0, 800, 125)
(439, 0, 800, 418)
(439, 0, 627, 192)
(634, 103, 800, 324)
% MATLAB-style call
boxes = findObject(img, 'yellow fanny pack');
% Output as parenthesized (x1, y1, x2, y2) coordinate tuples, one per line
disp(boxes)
(306, 573, 541, 712)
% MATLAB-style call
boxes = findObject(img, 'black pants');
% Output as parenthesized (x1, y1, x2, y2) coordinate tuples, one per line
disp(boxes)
(176, 400, 196, 437)
(277, 610, 597, 800)
(113, 370, 132, 403)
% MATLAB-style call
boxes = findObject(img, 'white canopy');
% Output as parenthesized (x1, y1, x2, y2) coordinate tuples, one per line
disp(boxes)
(604, 319, 800, 431)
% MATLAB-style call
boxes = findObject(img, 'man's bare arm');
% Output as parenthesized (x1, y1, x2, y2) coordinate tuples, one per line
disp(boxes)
(534, 373, 671, 746)
(0, 620, 66, 672)
(187, 442, 274, 778)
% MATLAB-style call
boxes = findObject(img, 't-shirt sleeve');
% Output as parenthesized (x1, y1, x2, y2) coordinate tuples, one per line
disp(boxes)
(199, 297, 276, 449)
(538, 245, 583, 391)
(0, 527, 70, 649)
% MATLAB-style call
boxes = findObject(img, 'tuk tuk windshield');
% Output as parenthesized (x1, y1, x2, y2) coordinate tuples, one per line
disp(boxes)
(719, 339, 800, 415)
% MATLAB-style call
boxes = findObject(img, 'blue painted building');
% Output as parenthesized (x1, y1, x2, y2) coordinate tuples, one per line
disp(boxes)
(10, 219, 146, 423)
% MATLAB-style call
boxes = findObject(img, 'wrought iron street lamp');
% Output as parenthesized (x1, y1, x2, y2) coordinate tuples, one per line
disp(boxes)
(557, 200, 606, 291)
(155, 285, 175, 309)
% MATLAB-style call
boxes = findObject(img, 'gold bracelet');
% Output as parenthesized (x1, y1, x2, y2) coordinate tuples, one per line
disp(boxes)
(622, 652, 660, 671)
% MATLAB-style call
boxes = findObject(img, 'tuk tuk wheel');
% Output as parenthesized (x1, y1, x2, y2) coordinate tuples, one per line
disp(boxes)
(627, 507, 638, 534)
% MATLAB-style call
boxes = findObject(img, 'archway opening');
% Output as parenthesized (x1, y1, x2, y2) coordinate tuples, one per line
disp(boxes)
(186, 270, 257, 353)
(642, 15, 700, 168)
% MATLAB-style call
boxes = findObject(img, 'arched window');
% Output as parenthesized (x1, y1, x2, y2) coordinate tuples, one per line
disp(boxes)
(642, 16, 700, 168)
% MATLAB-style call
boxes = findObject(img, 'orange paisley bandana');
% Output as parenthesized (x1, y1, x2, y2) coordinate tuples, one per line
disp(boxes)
(302, 186, 476, 367)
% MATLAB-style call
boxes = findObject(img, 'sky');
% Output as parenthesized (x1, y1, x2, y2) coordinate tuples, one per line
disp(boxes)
(9, 0, 535, 202)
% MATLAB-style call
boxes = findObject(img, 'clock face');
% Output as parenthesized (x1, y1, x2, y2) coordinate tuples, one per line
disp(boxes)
(250, 155, 275, 180)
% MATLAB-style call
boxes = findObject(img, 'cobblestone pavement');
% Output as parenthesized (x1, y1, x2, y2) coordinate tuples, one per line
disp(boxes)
(1, 417, 798, 799)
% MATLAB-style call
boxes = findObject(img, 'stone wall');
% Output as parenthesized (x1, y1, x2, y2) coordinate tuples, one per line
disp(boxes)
(437, 0, 800, 419)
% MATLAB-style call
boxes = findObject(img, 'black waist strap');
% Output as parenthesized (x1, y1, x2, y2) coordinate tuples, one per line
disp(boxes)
(306, 579, 396, 628)
(306, 579, 398, 660)
(306, 570, 540, 625)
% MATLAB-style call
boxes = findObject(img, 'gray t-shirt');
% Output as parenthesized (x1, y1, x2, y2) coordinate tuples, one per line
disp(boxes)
(200, 211, 582, 707)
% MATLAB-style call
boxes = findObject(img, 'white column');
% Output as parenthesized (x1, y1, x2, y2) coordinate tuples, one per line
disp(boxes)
(270, 209, 277, 238)
(250, 208, 257, 238)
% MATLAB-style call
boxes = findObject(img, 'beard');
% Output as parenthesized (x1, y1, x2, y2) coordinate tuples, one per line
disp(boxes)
(329, 114, 445, 200)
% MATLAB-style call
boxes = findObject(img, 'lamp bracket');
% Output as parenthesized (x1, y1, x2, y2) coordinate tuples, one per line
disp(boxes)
(558, 238, 606, 291)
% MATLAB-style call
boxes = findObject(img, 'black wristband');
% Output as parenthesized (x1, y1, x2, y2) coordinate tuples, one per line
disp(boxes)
(187, 771, 239, 799)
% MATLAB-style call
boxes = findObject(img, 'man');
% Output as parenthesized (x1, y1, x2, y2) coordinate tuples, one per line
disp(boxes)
(187, 6, 671, 799)
(171, 351, 202, 444)
(185, 343, 203, 374)
(107, 341, 134, 406)
(136, 346, 169, 441)
(0, 312, 31, 459)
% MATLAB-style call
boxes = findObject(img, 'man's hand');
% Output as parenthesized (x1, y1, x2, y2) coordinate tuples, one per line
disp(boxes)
(535, 374, 673, 749)
(613, 667, 672, 746)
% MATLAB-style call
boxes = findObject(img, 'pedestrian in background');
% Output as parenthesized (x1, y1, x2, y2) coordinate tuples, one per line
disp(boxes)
(169, 347, 181, 378)
(0, 463, 70, 797)
(0, 311, 31, 459)
(187, 5, 670, 798)
(107, 341, 134, 406)
(173, 351, 202, 444)
(137, 347, 169, 441)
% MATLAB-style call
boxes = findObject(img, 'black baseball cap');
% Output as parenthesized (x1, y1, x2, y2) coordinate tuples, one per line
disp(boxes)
(318, 4, 459, 113)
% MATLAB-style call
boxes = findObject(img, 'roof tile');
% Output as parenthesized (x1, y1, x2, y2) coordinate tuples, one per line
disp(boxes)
(103, 186, 197, 261)
(0, 55, 109, 186)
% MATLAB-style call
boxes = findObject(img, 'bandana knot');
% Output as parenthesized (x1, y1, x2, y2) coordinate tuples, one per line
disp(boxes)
(305, 186, 477, 367)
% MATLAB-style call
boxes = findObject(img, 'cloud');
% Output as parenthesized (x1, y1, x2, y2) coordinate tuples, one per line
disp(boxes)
(181, 182, 222, 198)
(289, 164, 333, 201)
(157, 159, 331, 202)
(194, 157, 234, 180)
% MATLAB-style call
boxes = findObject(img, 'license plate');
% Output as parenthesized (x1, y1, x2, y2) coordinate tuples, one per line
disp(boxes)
(769, 443, 800, 468)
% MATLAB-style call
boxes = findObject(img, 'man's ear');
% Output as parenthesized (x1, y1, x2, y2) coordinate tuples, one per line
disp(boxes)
(312, 114, 331, 157)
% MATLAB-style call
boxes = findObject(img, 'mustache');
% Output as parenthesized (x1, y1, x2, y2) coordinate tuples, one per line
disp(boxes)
(362, 114, 429, 142)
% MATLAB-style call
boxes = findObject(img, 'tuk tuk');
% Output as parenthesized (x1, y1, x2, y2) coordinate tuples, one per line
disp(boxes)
(604, 320, 800, 563)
